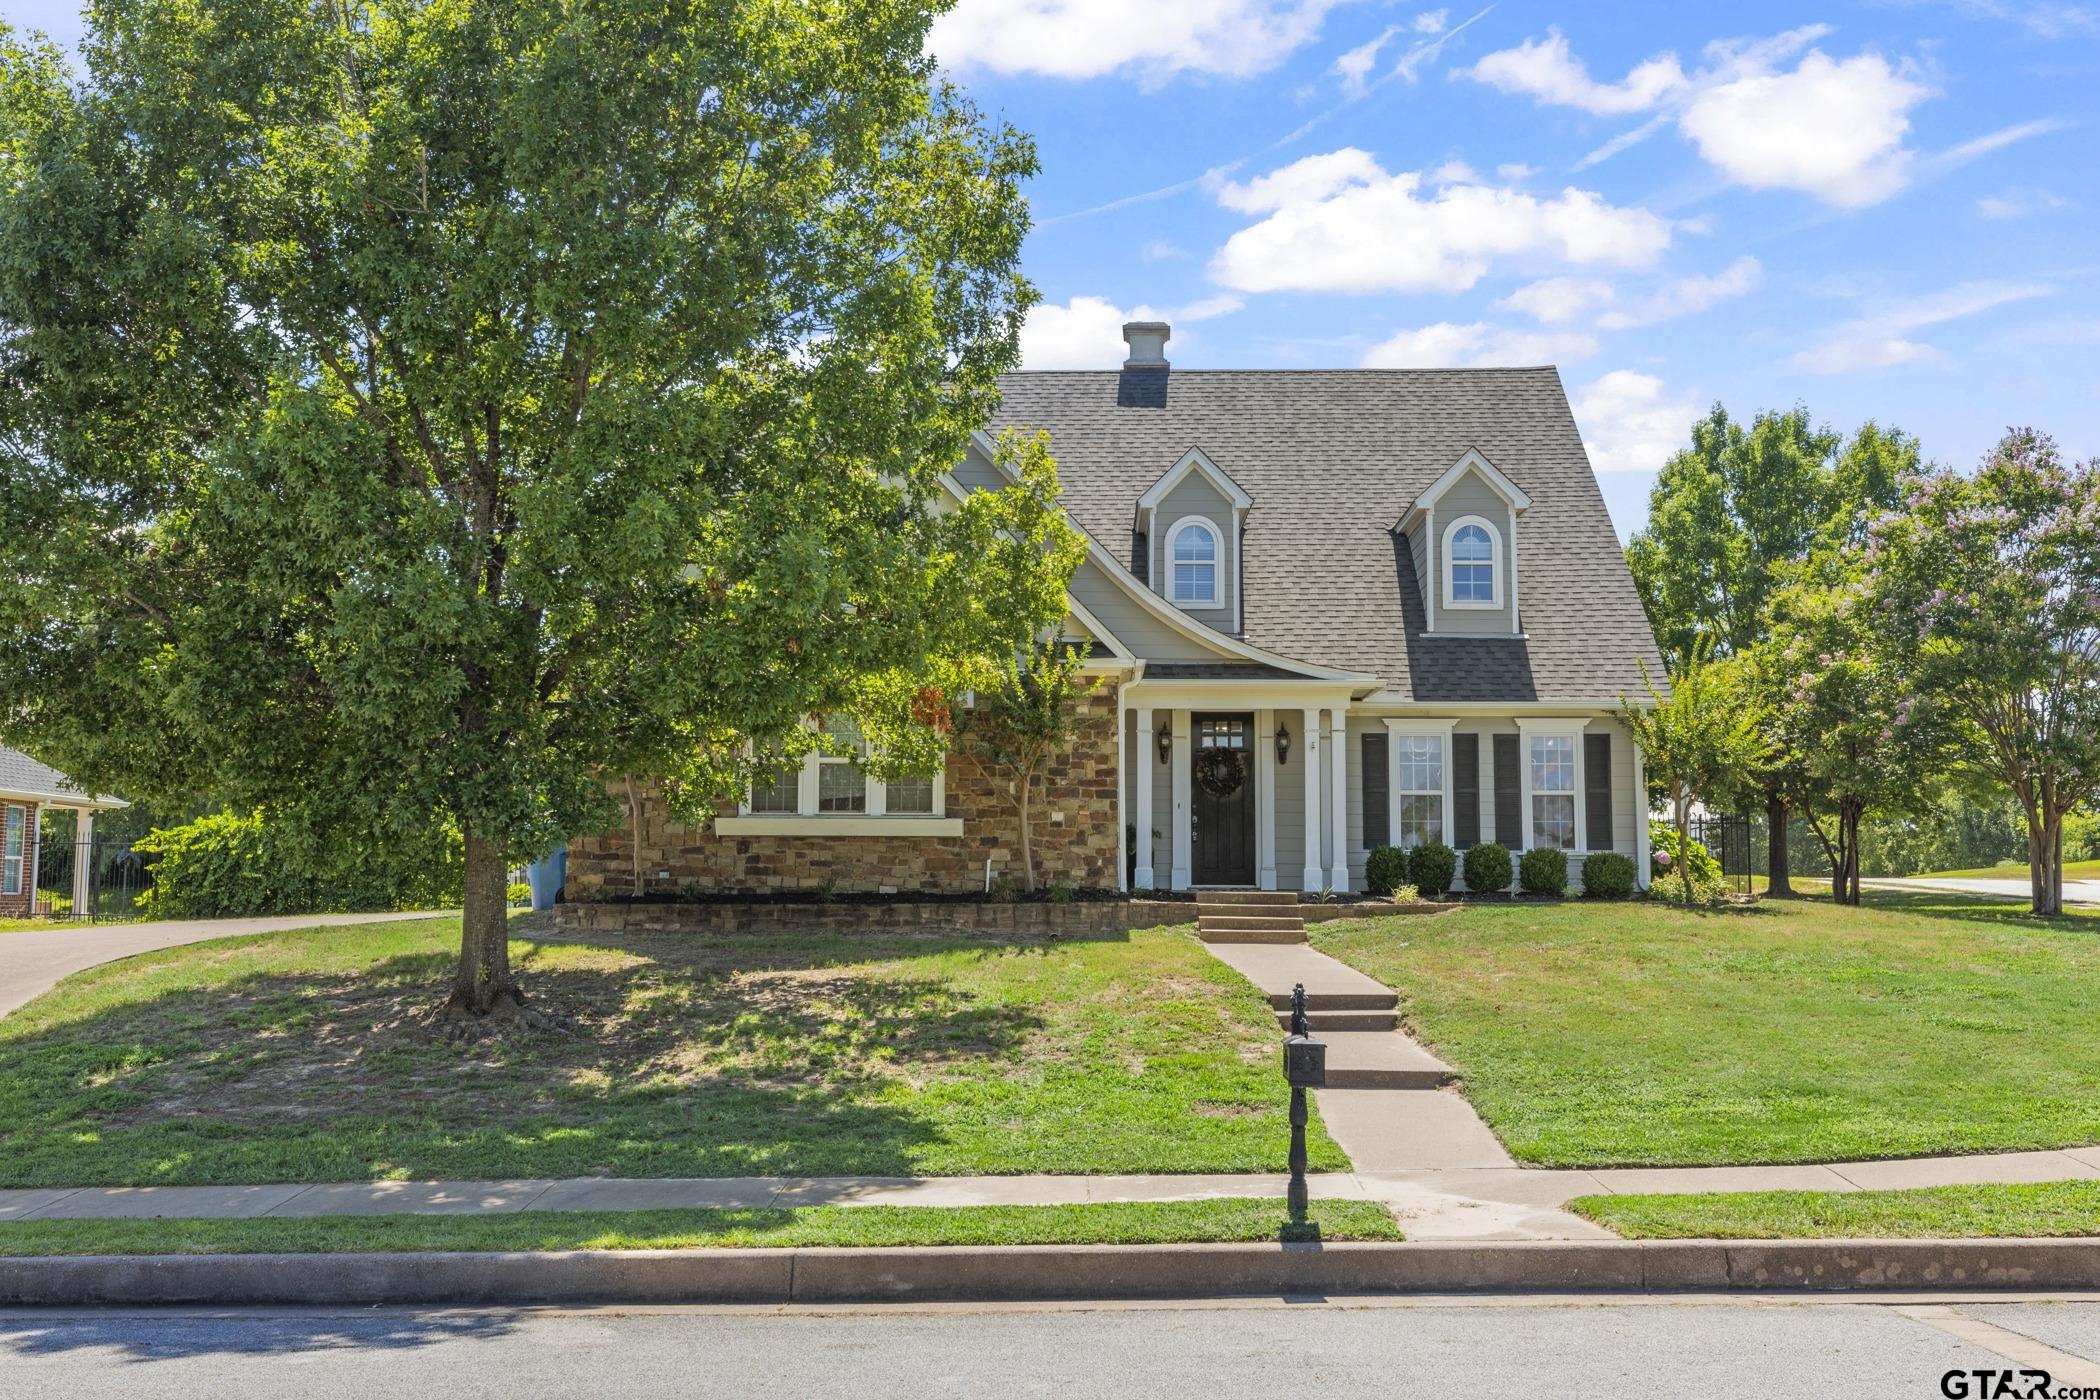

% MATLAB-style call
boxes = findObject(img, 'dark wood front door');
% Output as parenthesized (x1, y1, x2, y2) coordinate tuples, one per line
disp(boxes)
(1192, 713, 1256, 885)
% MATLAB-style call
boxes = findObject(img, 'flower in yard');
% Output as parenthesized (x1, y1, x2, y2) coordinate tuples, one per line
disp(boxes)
(1653, 848, 1673, 870)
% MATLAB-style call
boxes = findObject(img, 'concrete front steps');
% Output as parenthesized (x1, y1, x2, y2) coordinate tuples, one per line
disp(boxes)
(1193, 889, 1306, 945)
(1203, 941, 1451, 1089)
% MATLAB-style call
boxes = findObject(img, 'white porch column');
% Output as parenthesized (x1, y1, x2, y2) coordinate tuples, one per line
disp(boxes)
(1633, 745, 1651, 890)
(1300, 706, 1323, 892)
(1169, 710, 1193, 889)
(70, 809, 94, 914)
(1255, 709, 1278, 890)
(1133, 707, 1155, 890)
(1328, 707, 1350, 891)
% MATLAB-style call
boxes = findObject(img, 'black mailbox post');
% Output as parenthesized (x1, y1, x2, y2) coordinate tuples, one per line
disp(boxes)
(1281, 983, 1326, 1222)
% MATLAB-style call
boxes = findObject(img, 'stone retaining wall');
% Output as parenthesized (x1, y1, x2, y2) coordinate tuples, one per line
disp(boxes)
(556, 897, 1133, 938)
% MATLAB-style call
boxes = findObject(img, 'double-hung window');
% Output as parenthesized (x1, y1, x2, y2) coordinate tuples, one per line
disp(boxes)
(814, 715, 868, 813)
(1441, 516, 1502, 609)
(1396, 735, 1444, 848)
(2, 805, 23, 897)
(1529, 735, 1577, 850)
(738, 716, 948, 824)
(1167, 519, 1220, 607)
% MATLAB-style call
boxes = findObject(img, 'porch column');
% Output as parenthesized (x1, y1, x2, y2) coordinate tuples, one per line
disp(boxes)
(1255, 709, 1278, 890)
(1328, 707, 1350, 891)
(1169, 710, 1193, 889)
(1133, 707, 1155, 890)
(1300, 706, 1323, 892)
(70, 809, 94, 914)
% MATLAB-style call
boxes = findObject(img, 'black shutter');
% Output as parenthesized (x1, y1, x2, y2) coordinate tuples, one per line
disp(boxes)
(1453, 733, 1480, 849)
(1585, 732, 1614, 852)
(1362, 732, 1389, 849)
(1493, 733, 1523, 848)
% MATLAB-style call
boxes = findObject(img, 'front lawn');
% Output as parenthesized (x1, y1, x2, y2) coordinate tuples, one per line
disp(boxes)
(1575, 1181, 2100, 1240)
(0, 1198, 1398, 1256)
(0, 917, 1340, 1185)
(1313, 893, 2100, 1167)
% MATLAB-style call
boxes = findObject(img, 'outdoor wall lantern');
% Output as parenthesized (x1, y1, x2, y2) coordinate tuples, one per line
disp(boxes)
(1275, 720, 1292, 766)
(1156, 723, 1173, 765)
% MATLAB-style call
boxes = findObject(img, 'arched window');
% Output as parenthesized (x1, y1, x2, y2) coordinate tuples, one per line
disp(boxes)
(1442, 516, 1502, 608)
(1167, 518, 1221, 606)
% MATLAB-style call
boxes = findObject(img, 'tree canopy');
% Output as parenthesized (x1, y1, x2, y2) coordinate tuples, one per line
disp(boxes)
(0, 0, 1079, 1016)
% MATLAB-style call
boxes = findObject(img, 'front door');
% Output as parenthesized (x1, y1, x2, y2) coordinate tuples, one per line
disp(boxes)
(1191, 713, 1256, 885)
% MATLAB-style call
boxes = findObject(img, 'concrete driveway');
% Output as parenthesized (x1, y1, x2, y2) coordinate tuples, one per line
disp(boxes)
(0, 910, 448, 1019)
(1864, 875, 2100, 906)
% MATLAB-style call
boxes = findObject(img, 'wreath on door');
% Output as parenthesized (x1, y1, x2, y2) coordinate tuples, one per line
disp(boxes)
(1194, 746, 1248, 798)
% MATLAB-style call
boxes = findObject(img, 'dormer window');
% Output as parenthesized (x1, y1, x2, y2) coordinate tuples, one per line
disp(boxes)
(1167, 518, 1221, 606)
(1441, 515, 1504, 610)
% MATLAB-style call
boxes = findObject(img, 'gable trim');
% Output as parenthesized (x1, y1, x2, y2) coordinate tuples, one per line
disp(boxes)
(1399, 448, 1532, 530)
(1134, 446, 1254, 517)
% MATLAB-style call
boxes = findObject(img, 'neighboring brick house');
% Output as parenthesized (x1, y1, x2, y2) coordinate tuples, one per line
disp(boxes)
(0, 748, 127, 918)
(568, 323, 1665, 900)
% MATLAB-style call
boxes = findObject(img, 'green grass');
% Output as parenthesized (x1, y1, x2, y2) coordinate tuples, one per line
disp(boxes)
(1901, 859, 2100, 883)
(1575, 1181, 2100, 1239)
(0, 1198, 1400, 1256)
(1313, 892, 2100, 1168)
(0, 916, 1343, 1186)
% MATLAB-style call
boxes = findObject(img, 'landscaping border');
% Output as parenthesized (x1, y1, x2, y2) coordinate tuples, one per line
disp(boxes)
(554, 897, 1459, 937)
(10, 1239, 2100, 1306)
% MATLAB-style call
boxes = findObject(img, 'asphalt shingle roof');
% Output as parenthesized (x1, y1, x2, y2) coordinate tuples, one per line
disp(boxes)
(0, 746, 91, 801)
(987, 366, 1666, 704)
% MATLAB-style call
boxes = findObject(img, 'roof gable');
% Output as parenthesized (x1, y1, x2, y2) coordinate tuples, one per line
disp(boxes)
(1400, 448, 1531, 529)
(1134, 447, 1252, 521)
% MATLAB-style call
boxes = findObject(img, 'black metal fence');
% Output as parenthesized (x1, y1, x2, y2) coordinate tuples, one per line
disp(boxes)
(1687, 814, 1755, 897)
(33, 839, 152, 921)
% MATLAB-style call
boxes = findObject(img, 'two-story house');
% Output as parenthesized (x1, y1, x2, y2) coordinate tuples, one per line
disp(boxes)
(568, 322, 1665, 898)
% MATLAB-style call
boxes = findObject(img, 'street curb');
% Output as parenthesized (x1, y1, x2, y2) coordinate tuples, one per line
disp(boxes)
(8, 1239, 2100, 1306)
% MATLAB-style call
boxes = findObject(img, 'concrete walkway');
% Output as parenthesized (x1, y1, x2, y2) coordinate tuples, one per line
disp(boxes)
(0, 910, 449, 1019)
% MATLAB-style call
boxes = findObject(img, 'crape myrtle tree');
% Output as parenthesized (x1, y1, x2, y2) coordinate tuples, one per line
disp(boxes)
(1626, 408, 1917, 894)
(1748, 570, 1952, 905)
(1620, 647, 1772, 904)
(957, 636, 1096, 892)
(1866, 430, 2100, 918)
(0, 1, 1082, 1021)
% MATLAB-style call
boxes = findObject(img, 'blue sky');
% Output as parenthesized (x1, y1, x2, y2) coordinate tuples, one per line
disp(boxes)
(10, 1, 2096, 537)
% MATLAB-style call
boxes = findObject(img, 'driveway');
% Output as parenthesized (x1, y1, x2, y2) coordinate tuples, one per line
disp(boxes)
(0, 910, 448, 1019)
(1864, 875, 2100, 906)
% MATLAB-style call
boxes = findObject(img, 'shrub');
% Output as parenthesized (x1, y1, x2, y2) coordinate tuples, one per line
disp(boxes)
(136, 810, 463, 919)
(1462, 841, 1513, 895)
(1364, 844, 1409, 896)
(1519, 845, 1568, 896)
(1047, 881, 1075, 904)
(1581, 851, 1637, 899)
(1390, 883, 1420, 904)
(1406, 841, 1457, 897)
(507, 881, 532, 907)
(1648, 819, 1722, 885)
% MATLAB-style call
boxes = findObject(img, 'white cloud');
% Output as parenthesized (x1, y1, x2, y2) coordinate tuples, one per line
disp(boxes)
(1334, 26, 1397, 96)
(1680, 51, 1927, 207)
(1019, 294, 1243, 370)
(1413, 9, 1449, 33)
(1496, 162, 1540, 181)
(1976, 186, 2069, 219)
(1793, 280, 2051, 374)
(1460, 28, 1688, 115)
(1570, 371, 1701, 474)
(1142, 239, 1190, 261)
(1362, 322, 1599, 368)
(1498, 276, 1617, 325)
(1598, 256, 1762, 329)
(1430, 159, 1479, 185)
(1210, 150, 1673, 294)
(1462, 25, 1936, 208)
(930, 0, 1349, 84)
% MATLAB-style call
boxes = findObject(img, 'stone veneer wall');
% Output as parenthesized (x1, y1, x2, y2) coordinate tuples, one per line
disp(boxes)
(557, 898, 1131, 937)
(566, 681, 1122, 898)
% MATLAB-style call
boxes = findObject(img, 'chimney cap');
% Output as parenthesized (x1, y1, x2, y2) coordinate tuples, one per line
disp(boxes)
(1121, 320, 1171, 369)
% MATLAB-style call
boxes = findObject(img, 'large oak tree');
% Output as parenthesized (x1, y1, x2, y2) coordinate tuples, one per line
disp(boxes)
(0, 0, 1080, 1018)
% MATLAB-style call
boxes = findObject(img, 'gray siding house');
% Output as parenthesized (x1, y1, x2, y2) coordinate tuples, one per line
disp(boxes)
(570, 321, 1665, 900)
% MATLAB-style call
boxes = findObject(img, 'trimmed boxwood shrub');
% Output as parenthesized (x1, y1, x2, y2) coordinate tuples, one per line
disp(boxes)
(1581, 851, 1637, 899)
(1406, 841, 1457, 898)
(1461, 841, 1512, 895)
(1518, 845, 1569, 897)
(1364, 844, 1409, 897)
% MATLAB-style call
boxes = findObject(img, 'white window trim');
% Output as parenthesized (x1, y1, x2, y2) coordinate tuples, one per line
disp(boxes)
(1514, 718, 1590, 854)
(1441, 514, 1504, 611)
(1383, 718, 1456, 853)
(727, 723, 957, 836)
(1163, 515, 1224, 610)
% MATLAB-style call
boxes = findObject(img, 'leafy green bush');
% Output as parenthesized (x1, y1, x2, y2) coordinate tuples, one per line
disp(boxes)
(1519, 845, 1568, 896)
(1364, 845, 1408, 896)
(1581, 851, 1637, 899)
(136, 810, 462, 919)
(1648, 819, 1722, 885)
(1406, 841, 1456, 898)
(1462, 842, 1512, 895)
(507, 882, 532, 907)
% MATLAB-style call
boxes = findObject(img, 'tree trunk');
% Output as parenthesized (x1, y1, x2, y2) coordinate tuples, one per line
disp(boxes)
(1837, 802, 1863, 906)
(1016, 769, 1037, 892)
(2029, 808, 2064, 918)
(1765, 788, 1794, 898)
(624, 774, 644, 897)
(1675, 789, 1694, 905)
(446, 823, 521, 1018)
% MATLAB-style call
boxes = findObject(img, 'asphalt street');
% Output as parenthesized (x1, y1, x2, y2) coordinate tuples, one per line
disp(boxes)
(6, 1296, 2100, 1400)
